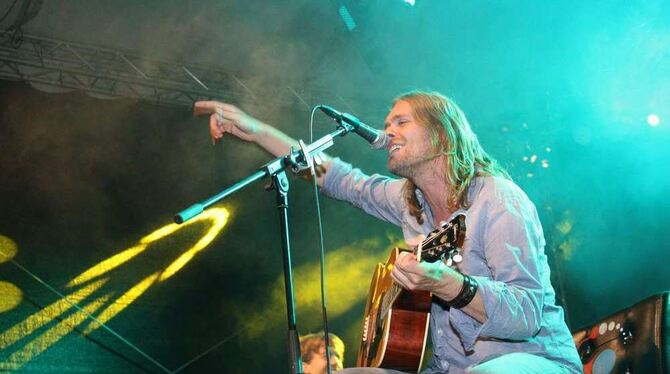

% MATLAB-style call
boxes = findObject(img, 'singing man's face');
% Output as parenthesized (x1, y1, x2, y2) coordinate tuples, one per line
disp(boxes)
(384, 100, 436, 178)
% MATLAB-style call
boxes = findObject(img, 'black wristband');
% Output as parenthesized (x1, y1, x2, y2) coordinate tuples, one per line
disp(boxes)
(448, 274, 478, 309)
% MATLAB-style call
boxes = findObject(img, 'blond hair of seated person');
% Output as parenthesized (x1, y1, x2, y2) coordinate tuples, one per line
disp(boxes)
(300, 332, 345, 374)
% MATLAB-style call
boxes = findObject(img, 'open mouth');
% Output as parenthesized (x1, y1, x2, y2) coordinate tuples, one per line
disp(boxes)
(388, 144, 403, 155)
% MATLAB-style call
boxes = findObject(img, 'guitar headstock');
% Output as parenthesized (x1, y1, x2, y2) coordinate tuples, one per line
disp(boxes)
(417, 214, 466, 264)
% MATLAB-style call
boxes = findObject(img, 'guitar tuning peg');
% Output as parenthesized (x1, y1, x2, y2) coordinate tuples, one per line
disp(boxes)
(446, 258, 454, 267)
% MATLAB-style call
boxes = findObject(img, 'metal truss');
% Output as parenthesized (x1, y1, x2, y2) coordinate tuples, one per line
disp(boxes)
(0, 31, 312, 108)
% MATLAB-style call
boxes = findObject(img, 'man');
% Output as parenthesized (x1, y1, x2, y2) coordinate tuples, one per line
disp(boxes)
(300, 332, 345, 374)
(193, 91, 583, 373)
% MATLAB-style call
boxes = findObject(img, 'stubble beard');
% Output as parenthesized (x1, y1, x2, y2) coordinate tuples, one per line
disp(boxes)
(387, 152, 440, 180)
(387, 158, 414, 179)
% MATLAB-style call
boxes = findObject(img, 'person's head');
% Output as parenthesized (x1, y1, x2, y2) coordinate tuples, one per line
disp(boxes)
(300, 332, 345, 374)
(384, 91, 510, 222)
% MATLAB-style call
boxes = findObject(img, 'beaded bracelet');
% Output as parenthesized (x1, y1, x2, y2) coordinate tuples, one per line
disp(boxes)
(448, 274, 479, 309)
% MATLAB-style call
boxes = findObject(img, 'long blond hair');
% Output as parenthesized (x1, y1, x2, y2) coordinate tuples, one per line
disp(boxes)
(395, 91, 510, 224)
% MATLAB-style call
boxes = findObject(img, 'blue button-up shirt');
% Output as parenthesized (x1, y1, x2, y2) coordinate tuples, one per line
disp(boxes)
(321, 159, 582, 373)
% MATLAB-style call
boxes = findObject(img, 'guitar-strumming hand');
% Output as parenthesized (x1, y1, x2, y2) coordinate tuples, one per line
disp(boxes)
(391, 251, 487, 323)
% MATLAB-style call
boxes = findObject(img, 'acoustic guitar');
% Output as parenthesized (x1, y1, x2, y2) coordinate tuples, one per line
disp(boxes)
(356, 214, 466, 372)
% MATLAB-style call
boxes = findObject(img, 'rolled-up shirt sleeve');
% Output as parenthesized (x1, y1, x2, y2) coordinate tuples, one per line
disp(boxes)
(321, 158, 405, 227)
(449, 180, 546, 350)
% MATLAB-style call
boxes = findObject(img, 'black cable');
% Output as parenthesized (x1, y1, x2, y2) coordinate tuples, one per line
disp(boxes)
(309, 106, 333, 374)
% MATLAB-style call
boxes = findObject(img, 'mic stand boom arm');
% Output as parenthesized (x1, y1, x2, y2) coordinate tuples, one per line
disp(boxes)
(174, 125, 347, 224)
(173, 124, 351, 374)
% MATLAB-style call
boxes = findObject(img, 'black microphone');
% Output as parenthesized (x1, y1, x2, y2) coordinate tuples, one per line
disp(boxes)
(317, 105, 389, 150)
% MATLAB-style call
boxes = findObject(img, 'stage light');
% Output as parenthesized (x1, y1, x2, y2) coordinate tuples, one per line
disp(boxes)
(647, 114, 660, 127)
(67, 244, 147, 287)
(0, 208, 230, 370)
(0, 294, 111, 371)
(82, 273, 160, 334)
(68, 208, 230, 287)
(158, 208, 229, 281)
(0, 235, 18, 263)
(0, 235, 21, 313)
(0, 279, 107, 351)
(240, 237, 403, 339)
(0, 282, 22, 313)
(338, 5, 356, 31)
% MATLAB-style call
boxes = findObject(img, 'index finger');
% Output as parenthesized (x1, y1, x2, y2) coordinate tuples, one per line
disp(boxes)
(193, 101, 241, 117)
(193, 101, 221, 116)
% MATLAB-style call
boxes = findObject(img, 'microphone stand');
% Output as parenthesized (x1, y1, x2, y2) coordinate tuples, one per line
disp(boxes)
(174, 123, 354, 374)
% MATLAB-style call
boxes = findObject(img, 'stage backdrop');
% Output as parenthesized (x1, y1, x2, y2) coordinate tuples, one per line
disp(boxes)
(1, 79, 668, 372)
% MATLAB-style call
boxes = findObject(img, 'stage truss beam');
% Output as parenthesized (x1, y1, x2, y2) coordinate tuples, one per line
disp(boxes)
(0, 32, 315, 108)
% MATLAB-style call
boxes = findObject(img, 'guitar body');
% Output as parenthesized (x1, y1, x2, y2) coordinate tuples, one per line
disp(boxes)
(356, 248, 433, 372)
(356, 214, 466, 373)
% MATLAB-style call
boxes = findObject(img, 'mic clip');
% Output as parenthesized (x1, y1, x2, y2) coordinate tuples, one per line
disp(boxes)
(288, 136, 334, 175)
(289, 139, 314, 174)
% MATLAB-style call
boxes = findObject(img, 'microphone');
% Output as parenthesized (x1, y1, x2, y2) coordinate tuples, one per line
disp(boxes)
(317, 105, 389, 150)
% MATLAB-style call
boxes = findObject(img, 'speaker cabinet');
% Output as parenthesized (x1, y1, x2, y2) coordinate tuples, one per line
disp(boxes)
(572, 292, 670, 374)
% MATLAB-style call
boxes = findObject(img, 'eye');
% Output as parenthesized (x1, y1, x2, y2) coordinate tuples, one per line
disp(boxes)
(397, 119, 409, 126)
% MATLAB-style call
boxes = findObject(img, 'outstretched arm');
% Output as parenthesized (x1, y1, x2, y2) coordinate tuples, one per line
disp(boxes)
(194, 100, 332, 185)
